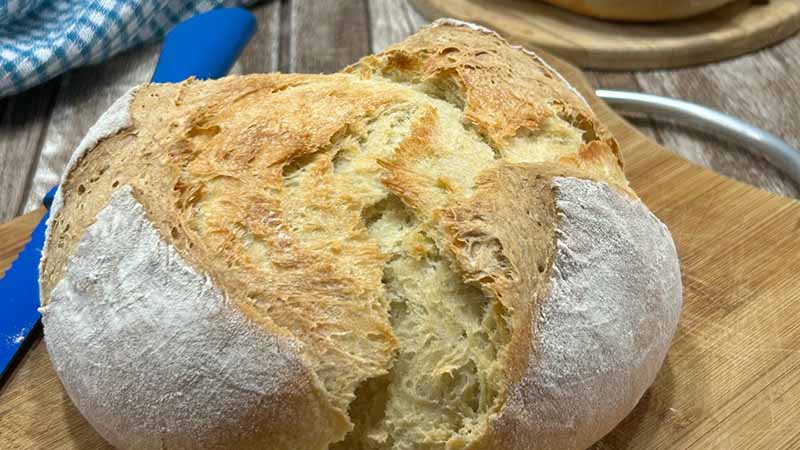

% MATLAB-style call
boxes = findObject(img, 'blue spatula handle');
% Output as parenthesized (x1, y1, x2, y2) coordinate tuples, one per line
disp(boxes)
(0, 7, 256, 382)
(152, 7, 256, 83)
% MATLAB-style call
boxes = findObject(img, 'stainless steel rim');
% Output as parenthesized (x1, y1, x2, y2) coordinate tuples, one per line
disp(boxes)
(596, 89, 800, 187)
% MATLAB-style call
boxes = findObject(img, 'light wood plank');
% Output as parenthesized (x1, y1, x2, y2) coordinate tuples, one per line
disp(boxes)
(0, 81, 59, 221)
(22, 44, 161, 215)
(0, 209, 44, 277)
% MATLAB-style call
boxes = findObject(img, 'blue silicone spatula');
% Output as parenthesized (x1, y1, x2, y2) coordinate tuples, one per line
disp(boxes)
(0, 7, 256, 383)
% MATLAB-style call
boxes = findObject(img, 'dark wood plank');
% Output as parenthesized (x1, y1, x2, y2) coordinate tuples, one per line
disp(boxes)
(631, 35, 800, 199)
(288, 0, 371, 73)
(20, 1, 282, 216)
(21, 44, 161, 214)
(368, 0, 427, 53)
(234, 0, 282, 74)
(0, 81, 59, 222)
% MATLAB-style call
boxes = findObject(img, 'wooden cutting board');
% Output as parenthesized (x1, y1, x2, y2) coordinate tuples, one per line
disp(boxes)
(409, 0, 800, 69)
(1, 53, 799, 450)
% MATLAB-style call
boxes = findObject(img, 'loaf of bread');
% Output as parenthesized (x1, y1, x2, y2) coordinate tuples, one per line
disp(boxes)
(541, 0, 735, 21)
(39, 19, 682, 450)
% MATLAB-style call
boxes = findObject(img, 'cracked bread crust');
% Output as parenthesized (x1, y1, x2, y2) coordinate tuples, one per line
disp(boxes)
(443, 168, 681, 450)
(40, 74, 412, 449)
(40, 20, 681, 450)
(346, 19, 628, 193)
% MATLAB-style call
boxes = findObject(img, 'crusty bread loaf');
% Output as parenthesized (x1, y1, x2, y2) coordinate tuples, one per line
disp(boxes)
(541, 0, 735, 21)
(39, 19, 682, 450)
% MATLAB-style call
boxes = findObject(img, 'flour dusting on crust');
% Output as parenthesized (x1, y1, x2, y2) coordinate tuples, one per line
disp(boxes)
(488, 177, 682, 450)
(41, 86, 141, 287)
(430, 18, 495, 34)
(41, 186, 340, 450)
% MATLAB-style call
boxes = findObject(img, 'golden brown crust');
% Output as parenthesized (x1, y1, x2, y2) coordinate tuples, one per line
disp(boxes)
(346, 22, 624, 181)
(541, 0, 734, 21)
(347, 24, 572, 147)
(42, 74, 409, 445)
(41, 20, 676, 450)
(438, 161, 633, 449)
(441, 163, 559, 387)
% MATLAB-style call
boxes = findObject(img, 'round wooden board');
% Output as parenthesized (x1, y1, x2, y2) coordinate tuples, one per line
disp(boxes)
(408, 0, 800, 69)
(2, 48, 800, 449)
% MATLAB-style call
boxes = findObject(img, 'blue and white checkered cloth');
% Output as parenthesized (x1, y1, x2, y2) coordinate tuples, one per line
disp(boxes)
(0, 0, 251, 98)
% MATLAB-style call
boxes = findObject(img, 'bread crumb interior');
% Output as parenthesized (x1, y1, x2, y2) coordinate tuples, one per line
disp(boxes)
(41, 74, 588, 450)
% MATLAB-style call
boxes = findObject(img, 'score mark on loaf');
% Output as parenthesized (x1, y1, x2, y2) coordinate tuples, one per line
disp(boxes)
(38, 20, 682, 450)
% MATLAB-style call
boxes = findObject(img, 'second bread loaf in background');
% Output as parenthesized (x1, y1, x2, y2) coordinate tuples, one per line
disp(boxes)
(540, 0, 735, 21)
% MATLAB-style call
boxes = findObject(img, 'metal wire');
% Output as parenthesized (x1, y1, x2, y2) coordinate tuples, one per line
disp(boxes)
(596, 89, 800, 186)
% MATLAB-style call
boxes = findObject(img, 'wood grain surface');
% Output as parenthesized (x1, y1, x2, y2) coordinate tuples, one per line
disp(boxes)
(407, 0, 800, 70)
(1, 0, 798, 225)
(1, 1, 800, 449)
(0, 81, 59, 221)
(2, 24, 800, 449)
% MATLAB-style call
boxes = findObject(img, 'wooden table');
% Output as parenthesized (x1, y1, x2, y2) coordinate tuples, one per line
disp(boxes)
(0, 2, 799, 449)
(0, 0, 799, 224)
